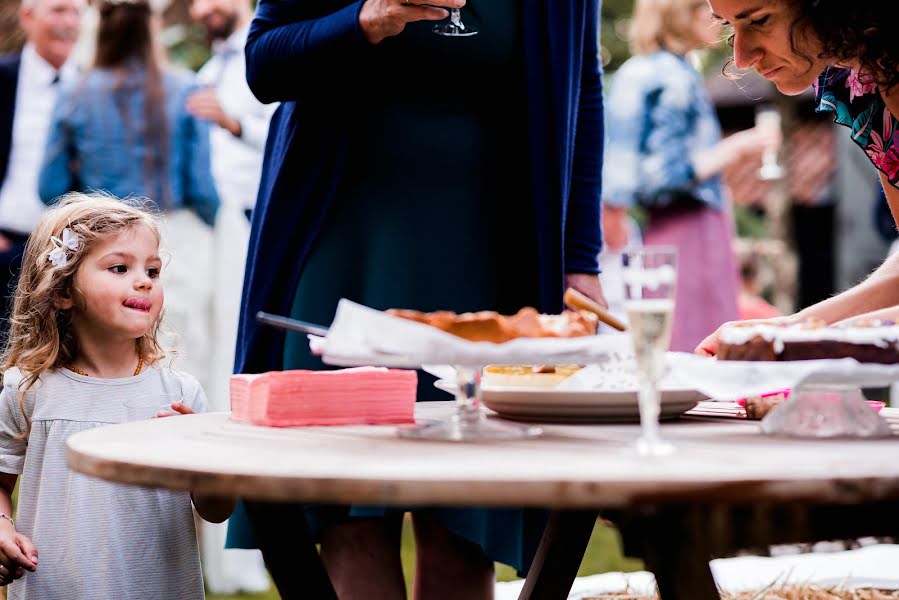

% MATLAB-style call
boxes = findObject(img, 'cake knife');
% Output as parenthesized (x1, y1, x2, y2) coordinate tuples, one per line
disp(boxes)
(256, 311, 330, 337)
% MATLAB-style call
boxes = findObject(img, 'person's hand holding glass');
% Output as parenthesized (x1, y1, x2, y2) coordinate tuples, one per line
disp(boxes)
(623, 247, 677, 456)
(755, 104, 785, 181)
(358, 0, 475, 45)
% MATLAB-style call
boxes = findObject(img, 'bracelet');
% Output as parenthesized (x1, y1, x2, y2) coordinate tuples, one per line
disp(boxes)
(0, 513, 13, 526)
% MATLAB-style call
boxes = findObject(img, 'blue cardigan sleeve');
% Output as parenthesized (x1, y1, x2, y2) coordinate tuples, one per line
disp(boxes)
(38, 85, 77, 205)
(637, 76, 698, 198)
(564, 0, 604, 274)
(245, 0, 370, 104)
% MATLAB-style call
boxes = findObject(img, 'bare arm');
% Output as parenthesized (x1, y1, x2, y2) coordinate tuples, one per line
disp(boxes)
(696, 175, 899, 355)
(0, 473, 37, 583)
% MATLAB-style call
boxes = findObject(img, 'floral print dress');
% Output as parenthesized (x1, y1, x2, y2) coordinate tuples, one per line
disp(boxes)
(816, 67, 899, 185)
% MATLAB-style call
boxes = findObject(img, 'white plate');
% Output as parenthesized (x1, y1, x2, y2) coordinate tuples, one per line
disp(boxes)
(434, 381, 706, 423)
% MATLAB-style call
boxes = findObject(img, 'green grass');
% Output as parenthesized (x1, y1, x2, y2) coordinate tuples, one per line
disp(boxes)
(207, 519, 642, 600)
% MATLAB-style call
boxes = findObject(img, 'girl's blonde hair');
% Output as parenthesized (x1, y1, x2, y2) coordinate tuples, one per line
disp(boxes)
(0, 193, 165, 401)
(629, 0, 709, 55)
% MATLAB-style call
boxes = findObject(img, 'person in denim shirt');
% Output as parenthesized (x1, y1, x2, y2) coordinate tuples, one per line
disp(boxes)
(603, 0, 775, 351)
(38, 0, 219, 395)
(37, 1, 218, 226)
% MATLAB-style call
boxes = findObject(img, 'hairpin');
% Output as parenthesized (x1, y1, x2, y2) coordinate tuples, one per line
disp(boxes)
(48, 228, 79, 268)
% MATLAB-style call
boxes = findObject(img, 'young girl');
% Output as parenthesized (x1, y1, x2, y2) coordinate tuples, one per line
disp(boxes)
(0, 193, 223, 598)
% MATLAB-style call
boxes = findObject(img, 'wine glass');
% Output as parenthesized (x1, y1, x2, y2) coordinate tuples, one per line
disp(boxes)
(433, 7, 478, 37)
(755, 104, 784, 181)
(397, 365, 541, 441)
(622, 247, 677, 456)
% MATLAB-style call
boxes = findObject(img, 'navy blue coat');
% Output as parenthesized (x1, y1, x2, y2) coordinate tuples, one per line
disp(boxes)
(0, 54, 22, 189)
(236, 0, 605, 375)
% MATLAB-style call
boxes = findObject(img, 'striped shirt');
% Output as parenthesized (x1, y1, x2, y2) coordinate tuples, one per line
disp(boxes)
(0, 365, 207, 600)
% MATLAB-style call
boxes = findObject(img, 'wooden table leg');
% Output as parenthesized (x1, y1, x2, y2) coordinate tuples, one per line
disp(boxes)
(243, 500, 337, 600)
(518, 510, 599, 600)
(617, 505, 719, 600)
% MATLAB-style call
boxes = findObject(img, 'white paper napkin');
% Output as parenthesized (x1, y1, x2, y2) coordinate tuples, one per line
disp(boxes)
(314, 299, 633, 368)
(668, 352, 899, 400)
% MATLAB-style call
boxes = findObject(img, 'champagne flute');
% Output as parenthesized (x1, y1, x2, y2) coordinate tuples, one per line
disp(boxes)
(397, 365, 541, 441)
(755, 104, 784, 181)
(433, 6, 478, 37)
(622, 247, 677, 456)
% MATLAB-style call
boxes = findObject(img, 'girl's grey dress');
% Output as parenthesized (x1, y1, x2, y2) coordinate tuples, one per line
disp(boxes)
(0, 365, 207, 600)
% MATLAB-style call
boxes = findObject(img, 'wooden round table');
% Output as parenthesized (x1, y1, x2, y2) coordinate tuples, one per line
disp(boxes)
(67, 403, 899, 600)
(67, 402, 899, 507)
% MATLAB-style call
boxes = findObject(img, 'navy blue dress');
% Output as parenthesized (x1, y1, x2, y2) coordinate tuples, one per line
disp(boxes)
(228, 0, 606, 576)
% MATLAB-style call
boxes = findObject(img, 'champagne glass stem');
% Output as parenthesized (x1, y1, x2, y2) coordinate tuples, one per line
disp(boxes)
(454, 365, 481, 427)
(637, 380, 662, 449)
(449, 8, 462, 28)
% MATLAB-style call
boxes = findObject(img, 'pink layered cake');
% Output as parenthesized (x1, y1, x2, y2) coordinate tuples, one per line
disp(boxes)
(230, 367, 417, 427)
(718, 320, 899, 364)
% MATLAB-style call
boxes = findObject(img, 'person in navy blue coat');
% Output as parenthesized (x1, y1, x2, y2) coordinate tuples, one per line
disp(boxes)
(229, 0, 608, 595)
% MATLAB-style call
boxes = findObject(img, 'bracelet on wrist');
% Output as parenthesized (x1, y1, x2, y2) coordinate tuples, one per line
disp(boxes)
(0, 513, 14, 527)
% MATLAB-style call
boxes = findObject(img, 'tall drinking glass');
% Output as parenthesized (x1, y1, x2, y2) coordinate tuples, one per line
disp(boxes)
(622, 247, 677, 456)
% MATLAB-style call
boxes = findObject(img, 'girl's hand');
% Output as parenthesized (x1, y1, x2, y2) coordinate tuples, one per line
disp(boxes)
(359, 0, 465, 44)
(155, 402, 195, 418)
(0, 526, 38, 585)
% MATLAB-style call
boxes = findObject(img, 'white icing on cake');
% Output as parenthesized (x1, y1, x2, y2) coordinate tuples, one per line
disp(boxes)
(719, 323, 899, 353)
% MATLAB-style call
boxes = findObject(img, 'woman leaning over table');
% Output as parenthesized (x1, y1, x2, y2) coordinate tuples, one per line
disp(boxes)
(602, 0, 776, 352)
(697, 0, 899, 356)
(227, 0, 609, 597)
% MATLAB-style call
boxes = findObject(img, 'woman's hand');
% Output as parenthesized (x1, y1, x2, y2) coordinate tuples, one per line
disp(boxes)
(722, 124, 781, 164)
(565, 273, 609, 311)
(694, 315, 795, 357)
(359, 0, 465, 44)
(0, 521, 37, 586)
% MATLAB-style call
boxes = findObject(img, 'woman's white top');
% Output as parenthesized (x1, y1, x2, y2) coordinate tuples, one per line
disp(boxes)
(0, 365, 207, 600)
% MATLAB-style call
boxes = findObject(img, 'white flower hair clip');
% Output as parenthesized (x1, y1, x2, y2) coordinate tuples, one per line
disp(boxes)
(48, 228, 79, 268)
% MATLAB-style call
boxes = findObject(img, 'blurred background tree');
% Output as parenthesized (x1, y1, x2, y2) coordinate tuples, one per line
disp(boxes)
(1, 2, 26, 53)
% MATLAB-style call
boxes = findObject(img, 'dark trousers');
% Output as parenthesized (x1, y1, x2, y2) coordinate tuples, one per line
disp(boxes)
(0, 229, 31, 332)
(791, 203, 835, 311)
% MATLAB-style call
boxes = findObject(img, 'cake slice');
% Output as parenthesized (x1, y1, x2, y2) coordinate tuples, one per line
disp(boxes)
(718, 320, 899, 364)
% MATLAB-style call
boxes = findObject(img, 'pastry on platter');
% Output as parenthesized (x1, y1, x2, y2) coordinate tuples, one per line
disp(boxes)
(387, 307, 598, 343)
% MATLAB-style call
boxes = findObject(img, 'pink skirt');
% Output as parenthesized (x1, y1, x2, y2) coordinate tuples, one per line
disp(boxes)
(644, 204, 739, 352)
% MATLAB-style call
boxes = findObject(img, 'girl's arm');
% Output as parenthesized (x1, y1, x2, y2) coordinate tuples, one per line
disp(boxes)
(0, 473, 37, 582)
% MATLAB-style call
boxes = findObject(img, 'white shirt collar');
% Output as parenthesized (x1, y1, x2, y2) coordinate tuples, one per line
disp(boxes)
(20, 43, 78, 86)
(20, 43, 58, 87)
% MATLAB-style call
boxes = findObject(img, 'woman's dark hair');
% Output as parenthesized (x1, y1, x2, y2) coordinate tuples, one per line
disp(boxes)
(93, 0, 170, 206)
(796, 0, 898, 91)
(724, 2, 898, 91)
